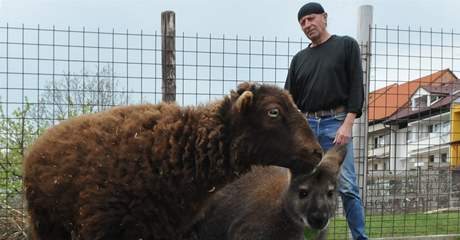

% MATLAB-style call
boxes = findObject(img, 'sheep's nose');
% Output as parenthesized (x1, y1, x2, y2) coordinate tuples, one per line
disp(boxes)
(307, 211, 329, 230)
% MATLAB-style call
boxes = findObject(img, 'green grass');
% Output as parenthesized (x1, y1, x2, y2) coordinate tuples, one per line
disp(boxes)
(305, 212, 460, 239)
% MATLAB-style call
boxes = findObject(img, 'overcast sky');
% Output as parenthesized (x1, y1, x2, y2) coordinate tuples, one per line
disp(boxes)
(1, 0, 459, 39)
(1, 0, 459, 105)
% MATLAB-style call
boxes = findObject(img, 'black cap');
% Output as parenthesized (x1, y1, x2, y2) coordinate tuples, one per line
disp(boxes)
(297, 2, 325, 22)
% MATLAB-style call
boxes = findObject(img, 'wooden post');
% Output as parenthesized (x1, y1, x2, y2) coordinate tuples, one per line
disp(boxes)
(161, 11, 176, 102)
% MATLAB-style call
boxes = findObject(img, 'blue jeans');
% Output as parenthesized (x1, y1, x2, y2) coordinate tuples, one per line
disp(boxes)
(307, 113, 368, 240)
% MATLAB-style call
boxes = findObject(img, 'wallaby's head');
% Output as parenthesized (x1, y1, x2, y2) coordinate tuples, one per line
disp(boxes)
(283, 144, 347, 230)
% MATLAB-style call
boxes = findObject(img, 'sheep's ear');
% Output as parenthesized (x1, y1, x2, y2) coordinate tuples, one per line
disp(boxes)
(234, 90, 254, 113)
(318, 144, 347, 176)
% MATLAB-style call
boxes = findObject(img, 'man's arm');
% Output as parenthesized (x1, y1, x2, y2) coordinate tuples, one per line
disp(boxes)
(345, 37, 364, 118)
(334, 37, 364, 145)
(334, 112, 356, 144)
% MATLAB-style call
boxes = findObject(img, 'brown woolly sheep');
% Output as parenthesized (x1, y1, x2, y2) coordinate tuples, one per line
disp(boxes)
(196, 144, 346, 240)
(23, 82, 323, 240)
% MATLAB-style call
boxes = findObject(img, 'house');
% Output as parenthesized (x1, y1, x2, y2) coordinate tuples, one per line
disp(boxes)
(385, 79, 460, 170)
(366, 69, 460, 212)
(367, 69, 459, 173)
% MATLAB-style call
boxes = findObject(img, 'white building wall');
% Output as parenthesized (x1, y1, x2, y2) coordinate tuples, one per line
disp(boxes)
(397, 112, 450, 170)
(393, 125, 408, 171)
(370, 112, 451, 172)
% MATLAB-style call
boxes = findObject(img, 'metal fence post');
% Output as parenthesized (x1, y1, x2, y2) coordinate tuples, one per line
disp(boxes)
(355, 5, 373, 205)
(161, 11, 176, 102)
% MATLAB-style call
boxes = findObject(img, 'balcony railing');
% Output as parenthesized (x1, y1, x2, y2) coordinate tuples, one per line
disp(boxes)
(407, 133, 450, 154)
(368, 145, 390, 157)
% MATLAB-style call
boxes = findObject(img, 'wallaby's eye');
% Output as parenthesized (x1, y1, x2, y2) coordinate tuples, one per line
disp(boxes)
(267, 108, 280, 118)
(298, 189, 309, 199)
(327, 190, 334, 198)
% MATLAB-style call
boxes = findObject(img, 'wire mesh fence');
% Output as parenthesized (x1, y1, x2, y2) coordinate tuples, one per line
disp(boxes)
(0, 23, 459, 239)
(365, 25, 460, 239)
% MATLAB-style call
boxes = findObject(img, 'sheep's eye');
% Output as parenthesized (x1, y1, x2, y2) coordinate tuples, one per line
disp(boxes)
(267, 108, 280, 118)
(298, 189, 309, 199)
(327, 190, 335, 198)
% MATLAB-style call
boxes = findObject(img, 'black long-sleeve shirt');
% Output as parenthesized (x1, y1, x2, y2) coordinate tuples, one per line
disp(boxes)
(284, 35, 364, 118)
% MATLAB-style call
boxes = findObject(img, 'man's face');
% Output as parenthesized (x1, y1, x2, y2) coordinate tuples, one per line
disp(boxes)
(299, 13, 327, 42)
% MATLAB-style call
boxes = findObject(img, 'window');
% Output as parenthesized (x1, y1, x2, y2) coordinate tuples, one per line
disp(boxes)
(419, 126, 428, 139)
(441, 153, 447, 163)
(412, 95, 428, 109)
(428, 124, 433, 133)
(428, 123, 443, 133)
(430, 95, 440, 104)
(429, 155, 435, 163)
(373, 164, 378, 170)
(442, 121, 450, 134)
(374, 135, 385, 148)
(407, 126, 416, 142)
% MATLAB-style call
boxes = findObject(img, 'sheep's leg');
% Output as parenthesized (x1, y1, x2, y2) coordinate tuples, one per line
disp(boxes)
(78, 218, 149, 240)
(77, 193, 140, 240)
(27, 210, 71, 240)
(77, 205, 126, 240)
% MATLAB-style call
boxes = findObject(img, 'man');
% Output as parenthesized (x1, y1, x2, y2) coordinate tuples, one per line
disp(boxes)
(284, 2, 368, 240)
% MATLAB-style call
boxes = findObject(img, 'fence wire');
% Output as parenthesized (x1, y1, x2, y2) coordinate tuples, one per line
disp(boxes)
(0, 23, 459, 239)
(366, 25, 460, 239)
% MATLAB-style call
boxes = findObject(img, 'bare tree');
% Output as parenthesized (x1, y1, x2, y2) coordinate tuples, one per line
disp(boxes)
(33, 65, 127, 125)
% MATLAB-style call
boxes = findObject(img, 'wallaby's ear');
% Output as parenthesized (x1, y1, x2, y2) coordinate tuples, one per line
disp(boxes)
(318, 144, 347, 175)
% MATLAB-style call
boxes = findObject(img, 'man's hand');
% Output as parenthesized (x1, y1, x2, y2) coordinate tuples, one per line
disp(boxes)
(334, 113, 356, 144)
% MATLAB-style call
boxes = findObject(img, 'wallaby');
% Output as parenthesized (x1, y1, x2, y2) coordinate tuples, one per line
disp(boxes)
(195, 144, 346, 240)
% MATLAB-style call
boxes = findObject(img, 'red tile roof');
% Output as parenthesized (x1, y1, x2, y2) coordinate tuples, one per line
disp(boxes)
(386, 79, 460, 122)
(368, 69, 457, 122)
